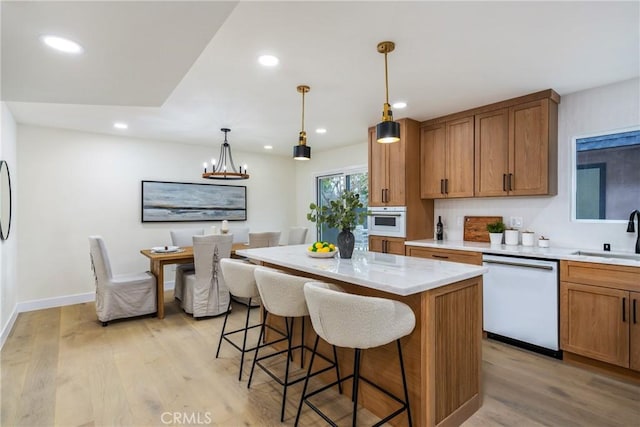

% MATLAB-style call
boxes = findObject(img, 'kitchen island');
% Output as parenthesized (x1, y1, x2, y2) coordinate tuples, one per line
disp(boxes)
(236, 245, 487, 427)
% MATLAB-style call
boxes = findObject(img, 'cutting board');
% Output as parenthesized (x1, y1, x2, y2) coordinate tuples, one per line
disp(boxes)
(464, 216, 503, 242)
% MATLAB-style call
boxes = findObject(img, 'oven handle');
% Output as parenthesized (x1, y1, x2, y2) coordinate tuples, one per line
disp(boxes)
(483, 259, 554, 270)
(367, 213, 403, 217)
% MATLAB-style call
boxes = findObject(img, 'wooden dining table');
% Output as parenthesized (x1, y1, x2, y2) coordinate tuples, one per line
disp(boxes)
(140, 242, 249, 319)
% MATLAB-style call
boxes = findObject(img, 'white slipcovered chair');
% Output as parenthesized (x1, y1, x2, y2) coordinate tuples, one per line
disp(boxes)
(170, 228, 204, 301)
(287, 227, 308, 245)
(295, 282, 416, 426)
(228, 226, 250, 244)
(248, 231, 281, 248)
(88, 236, 156, 326)
(181, 234, 233, 318)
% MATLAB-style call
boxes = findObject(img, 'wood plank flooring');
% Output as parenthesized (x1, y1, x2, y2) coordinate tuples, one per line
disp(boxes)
(2, 297, 639, 426)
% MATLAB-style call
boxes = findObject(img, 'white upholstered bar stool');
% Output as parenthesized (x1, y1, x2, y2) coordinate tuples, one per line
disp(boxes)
(296, 282, 416, 427)
(248, 268, 342, 422)
(217, 258, 262, 381)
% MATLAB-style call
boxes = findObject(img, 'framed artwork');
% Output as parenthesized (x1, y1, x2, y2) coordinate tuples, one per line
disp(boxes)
(141, 180, 247, 222)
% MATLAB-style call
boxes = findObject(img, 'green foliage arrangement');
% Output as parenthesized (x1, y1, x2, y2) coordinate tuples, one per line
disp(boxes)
(307, 190, 367, 231)
(486, 220, 506, 233)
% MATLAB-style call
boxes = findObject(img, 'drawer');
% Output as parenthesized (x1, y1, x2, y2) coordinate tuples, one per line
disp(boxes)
(560, 260, 640, 292)
(406, 247, 482, 265)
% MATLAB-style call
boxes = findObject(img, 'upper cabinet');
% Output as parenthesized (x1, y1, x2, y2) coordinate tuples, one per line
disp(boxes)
(475, 99, 558, 196)
(421, 89, 559, 200)
(420, 116, 475, 199)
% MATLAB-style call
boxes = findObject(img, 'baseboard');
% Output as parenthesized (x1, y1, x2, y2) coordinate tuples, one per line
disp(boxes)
(17, 291, 96, 313)
(0, 306, 19, 350)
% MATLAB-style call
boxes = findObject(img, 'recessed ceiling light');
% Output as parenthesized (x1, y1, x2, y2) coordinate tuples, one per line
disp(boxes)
(315, 128, 327, 134)
(40, 35, 84, 54)
(258, 55, 279, 67)
(392, 102, 407, 109)
(113, 122, 128, 130)
(264, 145, 273, 150)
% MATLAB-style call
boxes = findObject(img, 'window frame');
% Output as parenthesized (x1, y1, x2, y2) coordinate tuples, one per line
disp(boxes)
(570, 125, 640, 223)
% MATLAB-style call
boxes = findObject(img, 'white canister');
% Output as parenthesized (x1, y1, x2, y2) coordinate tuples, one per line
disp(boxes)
(538, 238, 550, 248)
(504, 230, 519, 246)
(522, 232, 535, 247)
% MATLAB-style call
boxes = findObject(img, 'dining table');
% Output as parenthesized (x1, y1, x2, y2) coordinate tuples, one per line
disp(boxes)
(140, 242, 249, 319)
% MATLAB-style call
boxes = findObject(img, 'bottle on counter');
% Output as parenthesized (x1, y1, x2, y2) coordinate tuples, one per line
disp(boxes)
(436, 216, 444, 241)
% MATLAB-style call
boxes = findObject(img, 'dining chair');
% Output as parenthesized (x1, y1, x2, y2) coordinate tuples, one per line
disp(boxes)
(228, 226, 250, 244)
(88, 236, 156, 326)
(287, 227, 308, 245)
(248, 231, 281, 248)
(181, 234, 233, 318)
(170, 228, 204, 301)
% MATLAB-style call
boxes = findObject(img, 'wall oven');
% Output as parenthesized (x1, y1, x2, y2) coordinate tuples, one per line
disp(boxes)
(367, 206, 407, 238)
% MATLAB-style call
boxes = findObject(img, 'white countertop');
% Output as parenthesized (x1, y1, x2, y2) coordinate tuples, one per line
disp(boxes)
(404, 239, 640, 268)
(235, 244, 488, 296)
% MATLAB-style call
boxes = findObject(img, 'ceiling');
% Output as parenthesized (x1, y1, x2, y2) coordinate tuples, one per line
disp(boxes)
(3, 1, 639, 157)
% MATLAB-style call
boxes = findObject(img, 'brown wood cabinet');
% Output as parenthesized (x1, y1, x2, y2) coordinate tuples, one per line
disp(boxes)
(475, 98, 558, 197)
(560, 260, 640, 373)
(405, 246, 482, 265)
(420, 116, 474, 199)
(368, 118, 434, 256)
(369, 236, 405, 255)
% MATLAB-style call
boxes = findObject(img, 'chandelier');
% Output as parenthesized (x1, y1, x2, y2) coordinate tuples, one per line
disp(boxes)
(202, 128, 249, 180)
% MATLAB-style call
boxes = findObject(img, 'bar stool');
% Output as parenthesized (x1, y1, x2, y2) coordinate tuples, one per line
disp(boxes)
(217, 258, 266, 381)
(248, 268, 342, 422)
(296, 282, 415, 427)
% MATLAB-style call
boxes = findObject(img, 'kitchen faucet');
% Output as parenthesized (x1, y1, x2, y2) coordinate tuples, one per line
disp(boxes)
(627, 210, 640, 254)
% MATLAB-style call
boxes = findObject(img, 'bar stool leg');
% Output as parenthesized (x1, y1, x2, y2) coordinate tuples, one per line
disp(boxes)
(236, 297, 253, 381)
(281, 317, 294, 422)
(333, 345, 342, 394)
(294, 335, 321, 427)
(352, 348, 361, 427)
(215, 299, 233, 358)
(397, 339, 413, 427)
(247, 311, 268, 389)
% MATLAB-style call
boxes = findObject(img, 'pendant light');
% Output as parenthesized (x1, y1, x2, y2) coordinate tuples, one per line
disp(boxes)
(376, 41, 400, 143)
(202, 128, 249, 180)
(293, 85, 311, 160)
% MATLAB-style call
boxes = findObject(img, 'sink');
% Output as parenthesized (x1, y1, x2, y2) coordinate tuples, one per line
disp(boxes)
(571, 250, 640, 261)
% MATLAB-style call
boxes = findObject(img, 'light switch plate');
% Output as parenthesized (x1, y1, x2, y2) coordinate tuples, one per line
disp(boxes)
(509, 216, 523, 228)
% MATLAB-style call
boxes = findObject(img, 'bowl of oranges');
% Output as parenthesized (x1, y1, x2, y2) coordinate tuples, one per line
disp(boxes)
(307, 241, 337, 258)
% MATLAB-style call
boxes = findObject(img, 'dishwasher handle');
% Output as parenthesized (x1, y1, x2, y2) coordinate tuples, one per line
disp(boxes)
(483, 259, 555, 271)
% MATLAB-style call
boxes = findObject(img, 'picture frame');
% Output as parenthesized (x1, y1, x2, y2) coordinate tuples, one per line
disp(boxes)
(141, 180, 247, 222)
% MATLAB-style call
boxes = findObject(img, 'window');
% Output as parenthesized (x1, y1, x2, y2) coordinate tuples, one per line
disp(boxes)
(573, 127, 640, 221)
(314, 168, 368, 246)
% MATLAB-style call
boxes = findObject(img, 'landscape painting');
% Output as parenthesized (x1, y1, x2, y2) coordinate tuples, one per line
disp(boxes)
(141, 181, 247, 222)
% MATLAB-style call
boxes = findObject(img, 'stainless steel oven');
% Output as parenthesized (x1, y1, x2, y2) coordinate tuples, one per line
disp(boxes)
(367, 206, 407, 238)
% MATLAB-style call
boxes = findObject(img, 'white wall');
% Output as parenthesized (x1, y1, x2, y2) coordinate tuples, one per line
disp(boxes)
(436, 78, 640, 252)
(294, 142, 368, 241)
(1, 103, 18, 344)
(17, 125, 295, 303)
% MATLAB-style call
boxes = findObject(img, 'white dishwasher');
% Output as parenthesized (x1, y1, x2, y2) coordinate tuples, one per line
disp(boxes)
(482, 254, 561, 358)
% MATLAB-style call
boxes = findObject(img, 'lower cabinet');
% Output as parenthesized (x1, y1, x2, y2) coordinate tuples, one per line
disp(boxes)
(405, 246, 482, 265)
(560, 260, 640, 372)
(368, 236, 405, 255)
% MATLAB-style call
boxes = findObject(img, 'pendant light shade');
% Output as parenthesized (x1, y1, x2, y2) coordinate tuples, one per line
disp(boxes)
(376, 41, 400, 144)
(293, 85, 311, 160)
(202, 128, 249, 180)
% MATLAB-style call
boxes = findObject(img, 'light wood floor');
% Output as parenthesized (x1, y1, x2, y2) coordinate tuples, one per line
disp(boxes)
(2, 297, 639, 427)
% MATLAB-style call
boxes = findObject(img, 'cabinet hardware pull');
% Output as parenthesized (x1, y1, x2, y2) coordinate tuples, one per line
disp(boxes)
(623, 298, 626, 322)
(432, 254, 449, 259)
(503, 174, 507, 191)
(633, 299, 637, 324)
(509, 173, 514, 191)
(383, 240, 388, 253)
(440, 179, 444, 194)
(445, 179, 449, 194)
(384, 189, 389, 203)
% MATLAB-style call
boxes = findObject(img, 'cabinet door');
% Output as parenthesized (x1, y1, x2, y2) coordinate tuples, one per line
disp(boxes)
(386, 133, 406, 205)
(368, 236, 384, 253)
(509, 99, 549, 195)
(420, 124, 446, 199)
(368, 236, 405, 254)
(474, 108, 509, 196)
(560, 282, 629, 367)
(446, 116, 475, 198)
(369, 128, 388, 206)
(631, 291, 640, 371)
